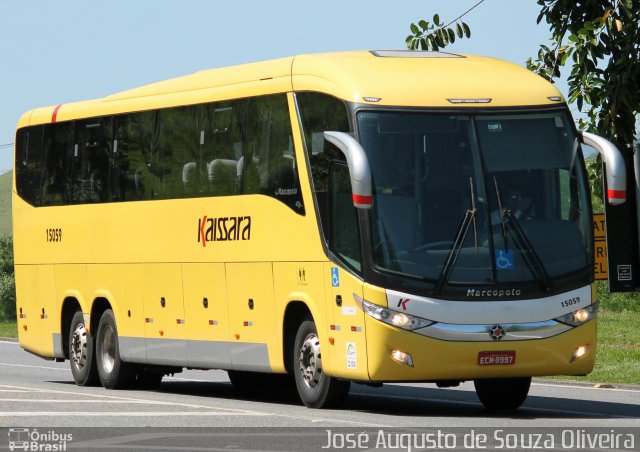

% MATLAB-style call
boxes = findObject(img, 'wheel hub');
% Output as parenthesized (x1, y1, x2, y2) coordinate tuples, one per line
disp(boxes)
(70, 323, 88, 369)
(99, 324, 116, 374)
(298, 333, 322, 389)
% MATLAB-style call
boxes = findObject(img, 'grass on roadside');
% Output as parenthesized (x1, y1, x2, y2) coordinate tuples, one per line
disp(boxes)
(0, 321, 17, 339)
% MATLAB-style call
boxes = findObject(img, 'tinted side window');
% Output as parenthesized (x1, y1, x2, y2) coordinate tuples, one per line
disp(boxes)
(15, 126, 44, 206)
(296, 92, 351, 234)
(113, 111, 159, 201)
(72, 117, 113, 204)
(42, 122, 73, 206)
(156, 106, 202, 199)
(330, 162, 362, 272)
(201, 102, 243, 197)
(240, 95, 304, 214)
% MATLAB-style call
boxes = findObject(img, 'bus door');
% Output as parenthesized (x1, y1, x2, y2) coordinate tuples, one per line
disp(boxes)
(323, 161, 368, 379)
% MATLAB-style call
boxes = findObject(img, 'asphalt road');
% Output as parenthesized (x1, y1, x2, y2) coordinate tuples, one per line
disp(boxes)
(0, 339, 638, 451)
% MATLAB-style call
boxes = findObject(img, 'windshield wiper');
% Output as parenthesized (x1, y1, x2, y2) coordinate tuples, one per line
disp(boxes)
(493, 177, 552, 292)
(435, 177, 477, 295)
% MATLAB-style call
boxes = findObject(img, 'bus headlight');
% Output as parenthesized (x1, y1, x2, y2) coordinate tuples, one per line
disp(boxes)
(354, 295, 433, 331)
(555, 302, 598, 327)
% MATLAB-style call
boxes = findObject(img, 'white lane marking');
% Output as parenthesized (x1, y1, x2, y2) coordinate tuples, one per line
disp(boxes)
(0, 411, 265, 417)
(0, 383, 388, 427)
(0, 384, 261, 414)
(0, 399, 211, 404)
(0, 340, 18, 344)
(0, 362, 67, 371)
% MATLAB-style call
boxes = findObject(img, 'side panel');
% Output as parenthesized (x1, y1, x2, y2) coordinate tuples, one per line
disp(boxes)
(142, 263, 187, 365)
(183, 263, 231, 368)
(226, 262, 275, 371)
(273, 261, 327, 373)
(16, 265, 57, 358)
(323, 264, 368, 379)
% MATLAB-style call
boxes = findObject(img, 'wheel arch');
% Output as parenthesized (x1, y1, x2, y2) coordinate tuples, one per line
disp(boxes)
(90, 296, 113, 338)
(282, 299, 317, 373)
(60, 297, 82, 360)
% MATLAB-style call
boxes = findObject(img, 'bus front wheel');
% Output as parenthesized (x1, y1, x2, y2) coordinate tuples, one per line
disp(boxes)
(69, 311, 99, 386)
(474, 377, 531, 410)
(95, 309, 136, 389)
(293, 318, 350, 408)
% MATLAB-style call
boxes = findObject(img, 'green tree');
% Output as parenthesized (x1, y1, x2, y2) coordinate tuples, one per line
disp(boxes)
(0, 237, 15, 321)
(527, 0, 640, 146)
(406, 14, 471, 51)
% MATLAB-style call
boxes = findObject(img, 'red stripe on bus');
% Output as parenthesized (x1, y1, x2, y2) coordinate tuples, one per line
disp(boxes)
(608, 189, 626, 199)
(352, 194, 372, 205)
(51, 104, 63, 123)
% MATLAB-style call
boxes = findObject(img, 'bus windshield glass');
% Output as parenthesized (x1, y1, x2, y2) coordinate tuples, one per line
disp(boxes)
(357, 110, 592, 291)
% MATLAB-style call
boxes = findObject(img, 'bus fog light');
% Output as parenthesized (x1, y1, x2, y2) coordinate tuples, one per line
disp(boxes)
(571, 344, 590, 363)
(391, 349, 414, 367)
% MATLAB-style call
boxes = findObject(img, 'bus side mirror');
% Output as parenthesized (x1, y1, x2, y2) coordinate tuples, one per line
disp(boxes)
(324, 131, 373, 209)
(580, 131, 626, 205)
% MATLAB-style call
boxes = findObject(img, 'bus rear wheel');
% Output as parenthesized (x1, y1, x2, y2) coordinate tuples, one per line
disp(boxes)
(69, 311, 99, 386)
(293, 318, 350, 408)
(95, 309, 136, 389)
(474, 377, 531, 410)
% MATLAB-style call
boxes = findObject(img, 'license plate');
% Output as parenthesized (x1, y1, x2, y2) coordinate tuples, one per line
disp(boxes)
(478, 350, 516, 366)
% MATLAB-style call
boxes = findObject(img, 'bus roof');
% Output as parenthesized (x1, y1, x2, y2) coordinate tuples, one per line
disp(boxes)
(18, 50, 564, 128)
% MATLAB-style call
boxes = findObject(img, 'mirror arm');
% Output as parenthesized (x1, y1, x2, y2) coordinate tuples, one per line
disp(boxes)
(324, 131, 373, 209)
(580, 131, 626, 205)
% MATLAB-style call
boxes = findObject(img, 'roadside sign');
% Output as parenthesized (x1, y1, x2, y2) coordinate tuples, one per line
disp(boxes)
(593, 213, 607, 280)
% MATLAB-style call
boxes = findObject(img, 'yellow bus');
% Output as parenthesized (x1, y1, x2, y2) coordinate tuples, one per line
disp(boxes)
(13, 50, 626, 410)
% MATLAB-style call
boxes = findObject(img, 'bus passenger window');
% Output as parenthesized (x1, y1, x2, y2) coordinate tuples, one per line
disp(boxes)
(15, 126, 44, 206)
(72, 118, 113, 204)
(296, 92, 351, 234)
(113, 111, 158, 201)
(42, 122, 73, 206)
(157, 106, 201, 199)
(241, 94, 304, 214)
(203, 103, 240, 196)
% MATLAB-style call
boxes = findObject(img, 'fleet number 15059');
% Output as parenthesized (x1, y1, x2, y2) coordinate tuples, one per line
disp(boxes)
(46, 228, 62, 242)
(560, 296, 580, 308)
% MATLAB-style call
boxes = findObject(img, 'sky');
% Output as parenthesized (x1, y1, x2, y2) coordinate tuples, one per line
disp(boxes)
(0, 0, 559, 173)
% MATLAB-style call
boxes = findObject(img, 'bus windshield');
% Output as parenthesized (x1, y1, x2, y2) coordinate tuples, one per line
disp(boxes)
(357, 110, 592, 293)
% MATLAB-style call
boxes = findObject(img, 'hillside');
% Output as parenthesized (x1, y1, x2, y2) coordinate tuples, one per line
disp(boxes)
(0, 171, 11, 237)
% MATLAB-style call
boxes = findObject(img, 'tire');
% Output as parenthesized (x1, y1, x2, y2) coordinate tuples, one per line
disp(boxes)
(293, 318, 350, 408)
(474, 377, 531, 410)
(95, 309, 136, 389)
(68, 310, 99, 386)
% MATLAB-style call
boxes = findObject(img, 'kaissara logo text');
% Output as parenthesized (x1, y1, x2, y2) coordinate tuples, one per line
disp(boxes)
(198, 215, 251, 247)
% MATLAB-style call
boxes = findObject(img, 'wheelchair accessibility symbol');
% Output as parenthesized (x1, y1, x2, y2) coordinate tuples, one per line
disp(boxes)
(495, 250, 514, 270)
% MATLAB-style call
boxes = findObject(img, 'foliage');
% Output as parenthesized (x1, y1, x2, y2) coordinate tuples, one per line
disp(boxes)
(527, 0, 640, 146)
(0, 236, 15, 322)
(406, 14, 471, 51)
(585, 156, 604, 213)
